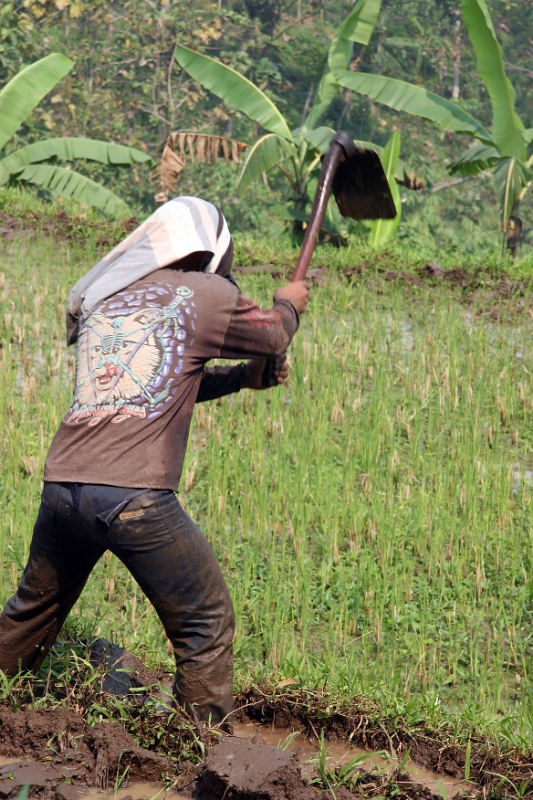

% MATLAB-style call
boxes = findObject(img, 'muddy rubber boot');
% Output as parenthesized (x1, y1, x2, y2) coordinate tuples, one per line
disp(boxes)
(174, 667, 235, 734)
(186, 700, 235, 736)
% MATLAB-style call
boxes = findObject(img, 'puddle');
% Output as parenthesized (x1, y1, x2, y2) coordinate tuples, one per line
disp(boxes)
(233, 722, 471, 795)
(72, 784, 188, 800)
(0, 723, 471, 799)
(512, 466, 533, 492)
(0, 755, 188, 800)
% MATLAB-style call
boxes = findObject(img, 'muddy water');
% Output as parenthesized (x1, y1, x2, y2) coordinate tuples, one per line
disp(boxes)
(72, 784, 188, 800)
(0, 756, 188, 800)
(233, 722, 471, 795)
(0, 727, 470, 798)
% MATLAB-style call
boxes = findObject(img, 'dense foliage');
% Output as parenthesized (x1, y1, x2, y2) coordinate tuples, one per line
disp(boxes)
(2, 0, 533, 250)
(335, 0, 533, 253)
(0, 53, 152, 216)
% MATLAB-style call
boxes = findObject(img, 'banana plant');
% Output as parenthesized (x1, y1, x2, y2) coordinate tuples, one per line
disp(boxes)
(334, 0, 533, 250)
(0, 53, 152, 218)
(369, 130, 402, 248)
(174, 0, 418, 240)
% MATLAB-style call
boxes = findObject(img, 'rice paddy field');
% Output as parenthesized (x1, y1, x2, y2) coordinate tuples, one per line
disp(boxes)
(3, 190, 533, 755)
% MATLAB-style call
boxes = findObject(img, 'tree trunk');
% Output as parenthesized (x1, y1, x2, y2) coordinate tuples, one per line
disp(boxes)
(452, 19, 461, 100)
(299, 83, 315, 125)
(506, 216, 522, 259)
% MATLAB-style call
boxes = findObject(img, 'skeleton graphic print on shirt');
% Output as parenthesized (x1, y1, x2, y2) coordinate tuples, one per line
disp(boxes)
(68, 282, 196, 426)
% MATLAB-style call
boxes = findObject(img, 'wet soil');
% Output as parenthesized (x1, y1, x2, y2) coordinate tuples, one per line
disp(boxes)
(4, 640, 533, 799)
(0, 718, 458, 800)
(0, 706, 171, 792)
(232, 721, 470, 796)
(0, 641, 479, 800)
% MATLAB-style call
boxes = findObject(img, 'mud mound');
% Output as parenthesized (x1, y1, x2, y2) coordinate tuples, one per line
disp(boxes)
(0, 707, 84, 758)
(201, 738, 318, 800)
(0, 210, 137, 248)
(0, 706, 170, 792)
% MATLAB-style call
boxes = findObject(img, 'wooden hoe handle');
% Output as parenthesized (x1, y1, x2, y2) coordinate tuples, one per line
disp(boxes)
(291, 133, 353, 283)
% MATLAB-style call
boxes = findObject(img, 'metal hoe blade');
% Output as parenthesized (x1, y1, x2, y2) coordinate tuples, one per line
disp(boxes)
(332, 146, 397, 221)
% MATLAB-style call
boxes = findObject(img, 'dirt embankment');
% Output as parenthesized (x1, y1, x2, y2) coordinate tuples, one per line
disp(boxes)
(0, 707, 449, 800)
(0, 211, 137, 249)
(2, 205, 530, 321)
(0, 640, 530, 800)
(235, 258, 533, 321)
(0, 640, 479, 800)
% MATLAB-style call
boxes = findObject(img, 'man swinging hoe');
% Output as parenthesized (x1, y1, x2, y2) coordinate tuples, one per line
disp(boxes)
(0, 134, 395, 727)
(0, 196, 310, 728)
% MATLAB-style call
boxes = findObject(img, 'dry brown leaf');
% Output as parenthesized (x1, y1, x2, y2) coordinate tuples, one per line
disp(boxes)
(196, 135, 206, 164)
(177, 132, 187, 160)
(221, 138, 230, 162)
(210, 135, 220, 163)
(155, 132, 250, 199)
(186, 133, 196, 160)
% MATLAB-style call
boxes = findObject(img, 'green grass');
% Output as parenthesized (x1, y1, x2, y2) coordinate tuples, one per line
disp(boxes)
(3, 191, 533, 752)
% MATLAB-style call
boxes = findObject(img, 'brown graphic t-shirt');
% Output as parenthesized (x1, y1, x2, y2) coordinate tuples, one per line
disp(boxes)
(44, 268, 298, 490)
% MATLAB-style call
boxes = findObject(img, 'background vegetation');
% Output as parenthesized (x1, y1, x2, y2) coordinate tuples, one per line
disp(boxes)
(1, 0, 533, 250)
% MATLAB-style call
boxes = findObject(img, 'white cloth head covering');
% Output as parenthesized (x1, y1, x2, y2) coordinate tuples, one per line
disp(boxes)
(66, 197, 231, 344)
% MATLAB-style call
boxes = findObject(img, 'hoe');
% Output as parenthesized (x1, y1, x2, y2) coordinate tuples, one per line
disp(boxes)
(291, 131, 396, 282)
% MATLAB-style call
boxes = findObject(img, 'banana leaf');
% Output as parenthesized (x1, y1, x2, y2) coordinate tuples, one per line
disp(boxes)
(331, 0, 382, 56)
(237, 133, 296, 193)
(369, 131, 401, 247)
(306, 0, 382, 130)
(305, 73, 344, 132)
(300, 126, 336, 153)
(14, 164, 130, 218)
(492, 157, 533, 230)
(383, 37, 419, 49)
(523, 129, 533, 146)
(335, 70, 494, 145)
(448, 142, 500, 177)
(0, 137, 152, 184)
(461, 0, 525, 159)
(0, 54, 73, 152)
(176, 45, 292, 141)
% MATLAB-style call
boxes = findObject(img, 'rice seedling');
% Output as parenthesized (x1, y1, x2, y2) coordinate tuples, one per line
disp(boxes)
(3, 194, 533, 747)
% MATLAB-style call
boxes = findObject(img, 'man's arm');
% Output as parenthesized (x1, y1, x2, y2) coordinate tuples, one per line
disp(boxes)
(196, 356, 289, 403)
(219, 281, 310, 360)
(196, 364, 246, 403)
(195, 280, 309, 402)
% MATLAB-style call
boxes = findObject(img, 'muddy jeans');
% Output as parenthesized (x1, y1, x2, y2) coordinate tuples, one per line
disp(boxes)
(0, 482, 235, 725)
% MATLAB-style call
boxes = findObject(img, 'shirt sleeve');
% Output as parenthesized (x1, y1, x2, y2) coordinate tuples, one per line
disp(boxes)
(196, 364, 246, 403)
(219, 295, 299, 359)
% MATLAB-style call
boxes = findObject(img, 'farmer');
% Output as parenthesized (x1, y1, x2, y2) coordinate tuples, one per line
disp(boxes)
(0, 197, 309, 728)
